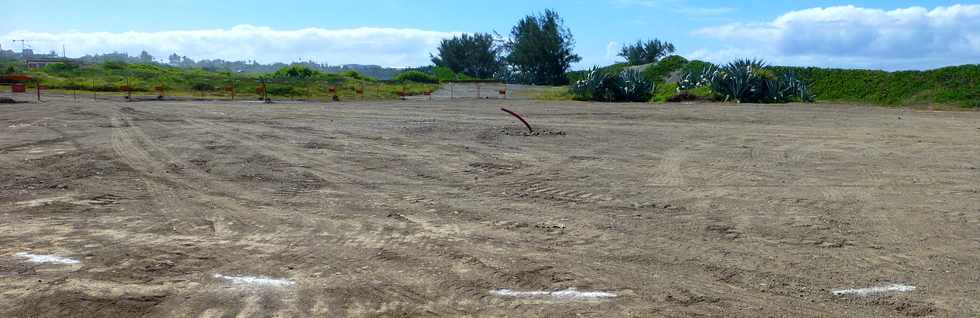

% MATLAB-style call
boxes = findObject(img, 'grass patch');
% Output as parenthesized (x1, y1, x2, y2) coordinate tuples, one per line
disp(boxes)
(5, 61, 438, 101)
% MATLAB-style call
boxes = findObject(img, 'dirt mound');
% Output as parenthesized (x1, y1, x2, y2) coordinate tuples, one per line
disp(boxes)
(497, 126, 566, 136)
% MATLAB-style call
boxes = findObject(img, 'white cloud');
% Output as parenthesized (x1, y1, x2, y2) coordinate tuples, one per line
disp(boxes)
(605, 41, 621, 60)
(0, 25, 459, 67)
(691, 4, 980, 70)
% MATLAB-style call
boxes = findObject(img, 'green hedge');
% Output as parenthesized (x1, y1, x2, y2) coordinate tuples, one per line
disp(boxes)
(771, 65, 980, 107)
(642, 55, 687, 83)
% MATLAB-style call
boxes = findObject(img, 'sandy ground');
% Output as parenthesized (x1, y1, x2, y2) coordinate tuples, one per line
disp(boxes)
(1, 94, 979, 317)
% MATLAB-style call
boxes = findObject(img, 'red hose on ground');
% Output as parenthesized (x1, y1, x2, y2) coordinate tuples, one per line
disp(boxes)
(500, 108, 533, 133)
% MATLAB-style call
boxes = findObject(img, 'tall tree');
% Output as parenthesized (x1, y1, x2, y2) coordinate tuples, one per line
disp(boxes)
(139, 50, 154, 63)
(168, 53, 181, 65)
(619, 39, 675, 65)
(504, 10, 581, 85)
(431, 33, 502, 79)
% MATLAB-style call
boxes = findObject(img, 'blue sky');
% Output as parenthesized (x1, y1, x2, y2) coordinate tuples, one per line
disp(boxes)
(2, 0, 978, 70)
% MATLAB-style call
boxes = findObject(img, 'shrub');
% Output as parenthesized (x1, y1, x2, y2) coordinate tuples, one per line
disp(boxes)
(191, 82, 215, 91)
(341, 70, 371, 81)
(103, 61, 128, 70)
(679, 58, 814, 103)
(653, 82, 679, 102)
(394, 70, 438, 83)
(432, 66, 457, 82)
(274, 66, 319, 79)
(619, 69, 654, 102)
(769, 65, 979, 107)
(267, 85, 297, 97)
(570, 67, 654, 102)
(642, 55, 688, 83)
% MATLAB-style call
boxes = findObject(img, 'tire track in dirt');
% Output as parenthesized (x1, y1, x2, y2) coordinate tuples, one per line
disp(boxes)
(110, 114, 267, 235)
(184, 118, 554, 310)
(186, 118, 404, 189)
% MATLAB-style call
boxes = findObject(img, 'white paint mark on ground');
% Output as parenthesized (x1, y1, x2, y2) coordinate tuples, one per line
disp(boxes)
(15, 195, 75, 207)
(213, 274, 295, 287)
(16, 252, 80, 265)
(491, 288, 617, 300)
(832, 284, 916, 296)
(13, 195, 114, 208)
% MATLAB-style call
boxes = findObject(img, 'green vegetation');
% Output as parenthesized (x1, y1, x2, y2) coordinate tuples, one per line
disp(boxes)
(770, 65, 980, 107)
(571, 68, 653, 102)
(431, 33, 503, 79)
(505, 10, 581, 85)
(393, 70, 439, 84)
(619, 39, 676, 66)
(4, 61, 437, 100)
(678, 59, 814, 103)
(527, 87, 575, 100)
(641, 55, 687, 84)
(652, 82, 678, 102)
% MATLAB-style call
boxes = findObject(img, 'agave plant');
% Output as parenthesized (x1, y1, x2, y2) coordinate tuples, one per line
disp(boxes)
(711, 59, 767, 103)
(679, 64, 718, 90)
(618, 69, 654, 102)
(571, 67, 617, 102)
(571, 67, 653, 102)
(676, 59, 815, 104)
(782, 72, 815, 102)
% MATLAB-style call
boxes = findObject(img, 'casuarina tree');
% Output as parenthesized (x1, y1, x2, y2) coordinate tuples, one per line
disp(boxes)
(619, 39, 675, 65)
(504, 10, 581, 85)
(431, 33, 503, 79)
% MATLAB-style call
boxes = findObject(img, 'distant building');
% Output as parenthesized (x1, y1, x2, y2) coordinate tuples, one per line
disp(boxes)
(25, 58, 76, 69)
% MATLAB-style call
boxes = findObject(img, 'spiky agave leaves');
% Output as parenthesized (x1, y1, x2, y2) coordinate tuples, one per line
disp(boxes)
(571, 67, 654, 102)
(677, 59, 815, 103)
(711, 59, 767, 103)
(571, 67, 618, 102)
(763, 72, 815, 103)
(618, 69, 654, 102)
(781, 72, 815, 102)
(679, 64, 718, 90)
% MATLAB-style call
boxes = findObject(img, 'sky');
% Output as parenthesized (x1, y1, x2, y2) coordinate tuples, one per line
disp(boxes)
(1, 0, 978, 70)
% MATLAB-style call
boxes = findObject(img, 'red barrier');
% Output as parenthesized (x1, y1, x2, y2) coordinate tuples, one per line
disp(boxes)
(12, 83, 26, 92)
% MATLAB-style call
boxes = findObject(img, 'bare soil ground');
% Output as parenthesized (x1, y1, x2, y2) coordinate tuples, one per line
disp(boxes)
(1, 94, 979, 317)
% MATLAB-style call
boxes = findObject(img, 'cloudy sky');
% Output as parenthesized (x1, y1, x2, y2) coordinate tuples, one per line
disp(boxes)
(1, 0, 978, 70)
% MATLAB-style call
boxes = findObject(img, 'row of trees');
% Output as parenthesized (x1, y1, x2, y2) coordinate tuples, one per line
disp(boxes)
(431, 10, 580, 86)
(431, 10, 676, 86)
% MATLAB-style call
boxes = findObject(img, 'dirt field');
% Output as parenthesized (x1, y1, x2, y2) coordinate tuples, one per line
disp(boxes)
(1, 94, 979, 317)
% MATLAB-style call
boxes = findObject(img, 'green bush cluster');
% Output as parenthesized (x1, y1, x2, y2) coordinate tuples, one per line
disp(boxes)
(570, 68, 654, 102)
(393, 70, 439, 84)
(770, 65, 980, 107)
(678, 59, 814, 103)
(642, 55, 688, 83)
(3, 61, 439, 100)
